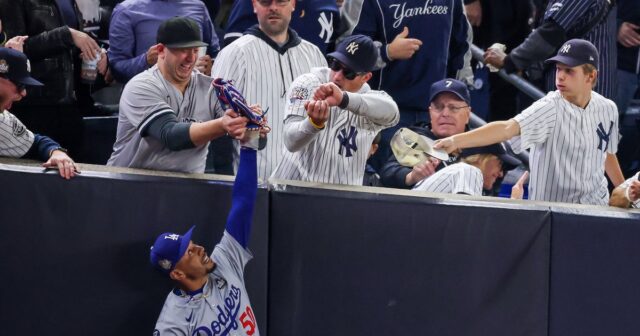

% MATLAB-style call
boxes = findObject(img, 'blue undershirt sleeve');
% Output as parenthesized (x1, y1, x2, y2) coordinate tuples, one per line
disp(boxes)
(225, 148, 257, 248)
(143, 113, 195, 151)
(23, 134, 61, 161)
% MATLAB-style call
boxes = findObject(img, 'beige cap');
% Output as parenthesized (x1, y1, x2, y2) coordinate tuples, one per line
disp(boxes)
(390, 128, 449, 167)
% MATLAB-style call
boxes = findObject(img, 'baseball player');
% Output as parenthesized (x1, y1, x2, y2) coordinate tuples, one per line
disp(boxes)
(435, 39, 625, 205)
(211, 0, 327, 180)
(609, 172, 640, 209)
(413, 143, 519, 196)
(151, 129, 263, 335)
(270, 35, 399, 185)
(0, 47, 78, 179)
(108, 18, 249, 173)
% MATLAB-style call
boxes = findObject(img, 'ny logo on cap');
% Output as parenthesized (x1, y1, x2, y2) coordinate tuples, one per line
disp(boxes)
(346, 42, 359, 55)
(0, 59, 8, 74)
(165, 234, 180, 241)
(560, 44, 571, 54)
(158, 259, 172, 270)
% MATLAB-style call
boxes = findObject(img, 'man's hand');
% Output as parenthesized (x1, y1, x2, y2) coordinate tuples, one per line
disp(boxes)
(69, 28, 100, 61)
(5, 35, 28, 52)
(628, 180, 640, 202)
(433, 136, 458, 154)
(313, 83, 343, 107)
(221, 110, 248, 139)
(42, 150, 79, 180)
(465, 0, 482, 27)
(304, 100, 330, 128)
(146, 44, 160, 66)
(483, 46, 507, 69)
(97, 48, 108, 75)
(405, 157, 440, 186)
(195, 55, 213, 76)
(511, 171, 529, 200)
(387, 27, 423, 60)
(617, 22, 640, 48)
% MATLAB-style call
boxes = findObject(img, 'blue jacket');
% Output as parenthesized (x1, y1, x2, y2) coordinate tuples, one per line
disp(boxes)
(347, 0, 470, 113)
(223, 0, 339, 53)
(617, 0, 640, 74)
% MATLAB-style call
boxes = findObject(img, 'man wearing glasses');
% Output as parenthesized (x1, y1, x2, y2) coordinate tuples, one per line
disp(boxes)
(271, 35, 399, 185)
(380, 78, 471, 189)
(212, 0, 327, 180)
(0, 47, 78, 179)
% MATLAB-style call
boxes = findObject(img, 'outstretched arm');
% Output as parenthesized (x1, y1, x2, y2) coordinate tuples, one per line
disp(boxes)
(225, 147, 257, 248)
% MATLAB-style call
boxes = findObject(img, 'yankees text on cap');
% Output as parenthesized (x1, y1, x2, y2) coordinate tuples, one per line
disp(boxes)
(429, 78, 470, 105)
(327, 34, 379, 73)
(0, 47, 43, 86)
(157, 17, 208, 49)
(150, 225, 195, 274)
(545, 38, 599, 69)
(461, 143, 521, 171)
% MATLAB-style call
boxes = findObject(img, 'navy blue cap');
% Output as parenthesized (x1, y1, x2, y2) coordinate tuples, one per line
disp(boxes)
(429, 78, 470, 105)
(327, 35, 379, 73)
(150, 226, 194, 274)
(545, 38, 599, 69)
(461, 143, 520, 171)
(0, 47, 43, 86)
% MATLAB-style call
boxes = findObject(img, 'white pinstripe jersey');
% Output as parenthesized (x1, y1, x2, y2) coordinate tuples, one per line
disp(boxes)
(107, 66, 223, 173)
(211, 32, 327, 180)
(0, 110, 34, 158)
(271, 67, 399, 185)
(412, 162, 483, 196)
(511, 90, 619, 205)
(619, 172, 640, 209)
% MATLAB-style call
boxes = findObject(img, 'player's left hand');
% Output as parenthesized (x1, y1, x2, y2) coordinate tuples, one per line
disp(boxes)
(304, 100, 330, 128)
(511, 171, 529, 200)
(42, 150, 79, 180)
(483, 47, 506, 69)
(196, 55, 213, 76)
(313, 83, 343, 107)
(433, 136, 458, 154)
(628, 180, 640, 202)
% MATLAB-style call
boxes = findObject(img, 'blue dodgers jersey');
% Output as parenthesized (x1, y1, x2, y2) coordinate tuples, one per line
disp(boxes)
(224, 0, 339, 52)
(154, 232, 258, 336)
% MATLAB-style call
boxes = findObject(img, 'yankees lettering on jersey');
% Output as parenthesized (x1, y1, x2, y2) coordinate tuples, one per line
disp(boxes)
(596, 121, 613, 151)
(337, 126, 358, 157)
(390, 0, 450, 28)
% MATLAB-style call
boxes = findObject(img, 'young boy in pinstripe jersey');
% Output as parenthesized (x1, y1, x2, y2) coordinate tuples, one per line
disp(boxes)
(436, 39, 625, 205)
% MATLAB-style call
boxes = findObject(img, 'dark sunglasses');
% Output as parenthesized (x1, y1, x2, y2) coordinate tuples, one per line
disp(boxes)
(13, 81, 26, 92)
(256, 0, 290, 6)
(328, 58, 363, 80)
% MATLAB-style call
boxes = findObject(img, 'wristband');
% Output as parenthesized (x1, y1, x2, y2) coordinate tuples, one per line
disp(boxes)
(308, 118, 325, 129)
(338, 91, 349, 109)
(49, 147, 67, 158)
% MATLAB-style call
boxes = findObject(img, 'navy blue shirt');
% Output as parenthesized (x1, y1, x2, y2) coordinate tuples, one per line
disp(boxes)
(55, 0, 79, 29)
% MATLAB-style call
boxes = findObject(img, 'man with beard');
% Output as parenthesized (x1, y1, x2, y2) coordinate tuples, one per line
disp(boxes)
(211, 0, 327, 180)
(150, 133, 262, 335)
(0, 47, 78, 179)
(107, 17, 249, 173)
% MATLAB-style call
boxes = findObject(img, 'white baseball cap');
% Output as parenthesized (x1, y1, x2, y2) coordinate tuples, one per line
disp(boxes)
(390, 128, 449, 167)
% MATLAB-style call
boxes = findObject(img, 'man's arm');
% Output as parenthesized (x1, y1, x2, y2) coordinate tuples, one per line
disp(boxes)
(107, 6, 150, 83)
(605, 153, 625, 187)
(22, 134, 78, 179)
(225, 147, 257, 248)
(435, 119, 521, 153)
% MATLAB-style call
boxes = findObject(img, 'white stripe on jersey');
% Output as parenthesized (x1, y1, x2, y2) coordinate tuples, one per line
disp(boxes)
(412, 162, 483, 196)
(511, 90, 619, 205)
(0, 110, 35, 158)
(211, 34, 327, 181)
(271, 67, 399, 185)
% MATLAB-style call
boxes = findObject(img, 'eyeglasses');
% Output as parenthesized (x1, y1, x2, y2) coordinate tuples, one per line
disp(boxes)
(328, 58, 363, 80)
(430, 103, 469, 114)
(256, 0, 290, 7)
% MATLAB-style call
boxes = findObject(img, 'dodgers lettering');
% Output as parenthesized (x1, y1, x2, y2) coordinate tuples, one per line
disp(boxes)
(192, 285, 243, 336)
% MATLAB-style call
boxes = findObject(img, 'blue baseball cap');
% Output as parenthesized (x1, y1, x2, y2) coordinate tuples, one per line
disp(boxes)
(545, 38, 599, 69)
(327, 35, 379, 73)
(150, 226, 195, 274)
(429, 78, 470, 105)
(461, 143, 521, 171)
(0, 47, 43, 86)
